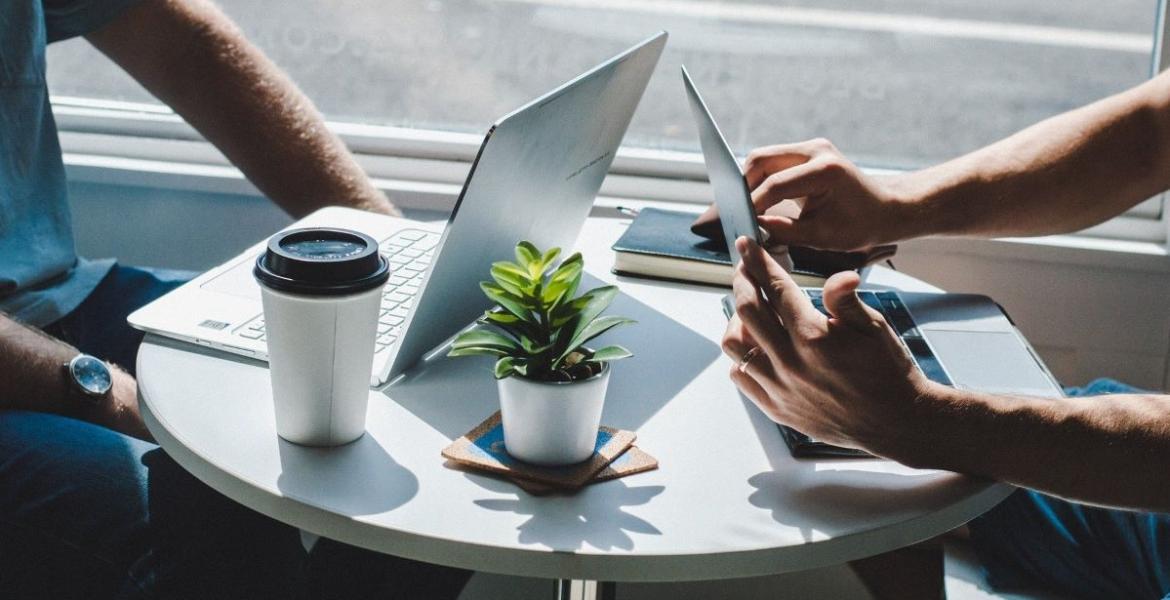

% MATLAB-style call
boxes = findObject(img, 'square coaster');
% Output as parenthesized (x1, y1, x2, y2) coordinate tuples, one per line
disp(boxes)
(507, 446, 659, 495)
(441, 411, 636, 489)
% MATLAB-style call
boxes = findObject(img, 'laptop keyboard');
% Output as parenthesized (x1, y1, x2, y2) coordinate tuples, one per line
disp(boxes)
(233, 229, 441, 353)
(805, 289, 953, 386)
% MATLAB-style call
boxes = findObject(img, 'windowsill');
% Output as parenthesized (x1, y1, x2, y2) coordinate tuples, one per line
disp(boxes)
(62, 148, 1170, 275)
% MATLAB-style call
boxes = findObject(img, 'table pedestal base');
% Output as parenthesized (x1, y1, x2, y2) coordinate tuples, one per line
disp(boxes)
(553, 579, 616, 600)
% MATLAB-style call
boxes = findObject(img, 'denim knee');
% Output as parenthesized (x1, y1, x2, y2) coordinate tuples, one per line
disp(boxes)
(0, 411, 155, 599)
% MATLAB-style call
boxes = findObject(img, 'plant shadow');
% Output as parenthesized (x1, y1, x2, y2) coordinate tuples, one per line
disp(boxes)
(384, 272, 721, 440)
(469, 474, 665, 551)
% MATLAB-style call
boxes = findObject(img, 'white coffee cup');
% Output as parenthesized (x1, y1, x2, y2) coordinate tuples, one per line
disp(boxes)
(253, 228, 389, 446)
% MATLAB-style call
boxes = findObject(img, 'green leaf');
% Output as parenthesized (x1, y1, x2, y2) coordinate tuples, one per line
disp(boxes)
(553, 285, 618, 330)
(480, 309, 520, 325)
(539, 247, 561, 272)
(447, 346, 509, 358)
(515, 241, 540, 270)
(451, 328, 521, 352)
(518, 334, 552, 355)
(493, 356, 530, 379)
(490, 267, 528, 297)
(560, 315, 635, 363)
(491, 260, 531, 282)
(588, 345, 633, 362)
(481, 282, 531, 320)
(493, 356, 517, 379)
(549, 253, 583, 280)
(543, 255, 584, 306)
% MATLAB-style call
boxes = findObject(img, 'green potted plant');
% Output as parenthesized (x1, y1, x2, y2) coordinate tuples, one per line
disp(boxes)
(448, 241, 634, 465)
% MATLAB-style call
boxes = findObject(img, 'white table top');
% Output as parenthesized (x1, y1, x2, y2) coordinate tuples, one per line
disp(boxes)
(138, 216, 1010, 582)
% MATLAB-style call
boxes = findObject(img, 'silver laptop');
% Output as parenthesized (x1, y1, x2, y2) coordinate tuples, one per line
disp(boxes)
(682, 65, 1063, 402)
(128, 32, 668, 386)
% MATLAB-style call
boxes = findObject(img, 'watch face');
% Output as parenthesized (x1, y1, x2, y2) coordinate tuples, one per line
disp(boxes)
(70, 355, 112, 396)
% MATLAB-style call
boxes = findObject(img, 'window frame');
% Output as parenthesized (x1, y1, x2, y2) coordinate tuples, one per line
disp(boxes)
(53, 0, 1170, 259)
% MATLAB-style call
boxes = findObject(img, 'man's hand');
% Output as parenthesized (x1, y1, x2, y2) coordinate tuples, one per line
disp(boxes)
(721, 236, 934, 456)
(744, 139, 916, 252)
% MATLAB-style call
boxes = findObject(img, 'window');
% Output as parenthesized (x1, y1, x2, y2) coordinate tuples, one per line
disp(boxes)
(47, 0, 1164, 240)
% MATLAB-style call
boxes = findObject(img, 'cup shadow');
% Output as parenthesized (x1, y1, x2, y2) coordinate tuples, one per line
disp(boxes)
(275, 433, 419, 517)
(384, 272, 721, 440)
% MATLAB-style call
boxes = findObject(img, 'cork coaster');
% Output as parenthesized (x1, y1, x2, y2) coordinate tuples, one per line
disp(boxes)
(507, 446, 659, 495)
(441, 411, 636, 490)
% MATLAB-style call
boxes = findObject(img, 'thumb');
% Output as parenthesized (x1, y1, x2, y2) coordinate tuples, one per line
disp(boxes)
(822, 271, 880, 332)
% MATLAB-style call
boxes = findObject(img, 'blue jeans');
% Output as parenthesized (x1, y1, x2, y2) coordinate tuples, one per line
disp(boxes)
(1, 265, 471, 599)
(968, 378, 1170, 599)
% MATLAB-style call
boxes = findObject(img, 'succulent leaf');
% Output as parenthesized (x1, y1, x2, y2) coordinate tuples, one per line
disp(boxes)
(451, 329, 521, 352)
(539, 247, 561, 270)
(452, 242, 634, 381)
(447, 346, 509, 358)
(493, 356, 517, 379)
(490, 266, 529, 297)
(587, 345, 633, 362)
(565, 316, 635, 355)
(480, 282, 530, 319)
(515, 242, 540, 270)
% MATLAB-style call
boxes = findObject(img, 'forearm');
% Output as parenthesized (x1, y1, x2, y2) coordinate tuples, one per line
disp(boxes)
(86, 0, 396, 218)
(892, 72, 1170, 240)
(0, 315, 146, 439)
(902, 383, 1170, 512)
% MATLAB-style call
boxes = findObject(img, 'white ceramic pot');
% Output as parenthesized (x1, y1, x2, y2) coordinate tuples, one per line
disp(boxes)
(497, 363, 611, 466)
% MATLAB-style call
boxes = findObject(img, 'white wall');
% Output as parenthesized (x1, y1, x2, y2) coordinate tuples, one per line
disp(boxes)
(69, 180, 1170, 391)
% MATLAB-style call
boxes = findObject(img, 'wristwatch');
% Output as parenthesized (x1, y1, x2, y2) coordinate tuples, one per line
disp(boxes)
(62, 354, 113, 405)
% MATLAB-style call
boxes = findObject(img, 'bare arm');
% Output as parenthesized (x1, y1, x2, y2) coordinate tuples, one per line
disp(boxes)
(84, 0, 397, 218)
(744, 70, 1170, 250)
(0, 314, 149, 440)
(901, 70, 1170, 239)
(908, 386, 1170, 512)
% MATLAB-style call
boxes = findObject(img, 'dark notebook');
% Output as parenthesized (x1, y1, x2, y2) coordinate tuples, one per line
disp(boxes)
(611, 208, 896, 287)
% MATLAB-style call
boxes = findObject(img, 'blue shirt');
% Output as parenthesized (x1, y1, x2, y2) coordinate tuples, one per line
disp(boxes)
(0, 0, 139, 327)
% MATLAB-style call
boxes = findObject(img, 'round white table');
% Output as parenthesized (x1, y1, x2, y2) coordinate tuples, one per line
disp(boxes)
(137, 216, 1011, 593)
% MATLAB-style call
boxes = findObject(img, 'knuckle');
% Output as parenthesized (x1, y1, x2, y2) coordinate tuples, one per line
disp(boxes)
(818, 156, 848, 175)
(810, 137, 835, 153)
(797, 325, 827, 344)
(744, 149, 766, 171)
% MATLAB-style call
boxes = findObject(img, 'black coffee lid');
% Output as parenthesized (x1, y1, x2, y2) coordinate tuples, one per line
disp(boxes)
(254, 228, 389, 296)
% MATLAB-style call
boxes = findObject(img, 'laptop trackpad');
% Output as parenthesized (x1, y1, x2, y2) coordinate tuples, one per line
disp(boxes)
(200, 254, 262, 301)
(925, 330, 1060, 397)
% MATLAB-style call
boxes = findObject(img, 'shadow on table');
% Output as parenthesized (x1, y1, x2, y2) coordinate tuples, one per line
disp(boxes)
(385, 273, 721, 440)
(469, 474, 665, 551)
(736, 390, 989, 543)
(275, 433, 418, 516)
(746, 467, 961, 543)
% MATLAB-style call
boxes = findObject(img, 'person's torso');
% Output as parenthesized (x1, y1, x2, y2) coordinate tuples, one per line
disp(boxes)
(0, 0, 118, 326)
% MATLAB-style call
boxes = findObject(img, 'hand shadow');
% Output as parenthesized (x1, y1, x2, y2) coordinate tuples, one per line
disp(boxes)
(746, 468, 968, 543)
(737, 388, 988, 542)
(275, 433, 419, 517)
(471, 476, 665, 552)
